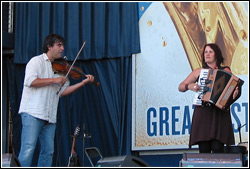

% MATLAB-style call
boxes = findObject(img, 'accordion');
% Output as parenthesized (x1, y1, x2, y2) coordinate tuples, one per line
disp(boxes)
(201, 69, 244, 110)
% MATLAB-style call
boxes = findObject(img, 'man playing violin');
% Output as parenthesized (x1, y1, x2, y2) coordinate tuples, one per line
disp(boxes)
(18, 34, 94, 167)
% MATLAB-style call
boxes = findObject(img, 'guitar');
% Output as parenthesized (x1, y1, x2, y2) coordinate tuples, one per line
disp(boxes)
(67, 126, 81, 167)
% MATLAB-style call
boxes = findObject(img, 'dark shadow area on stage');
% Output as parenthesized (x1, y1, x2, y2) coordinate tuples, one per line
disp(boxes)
(140, 154, 183, 167)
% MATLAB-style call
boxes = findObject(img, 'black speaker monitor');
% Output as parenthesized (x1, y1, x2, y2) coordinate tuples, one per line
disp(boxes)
(96, 155, 149, 167)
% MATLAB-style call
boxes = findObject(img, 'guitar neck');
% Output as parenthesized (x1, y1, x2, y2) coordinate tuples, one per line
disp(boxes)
(70, 137, 76, 156)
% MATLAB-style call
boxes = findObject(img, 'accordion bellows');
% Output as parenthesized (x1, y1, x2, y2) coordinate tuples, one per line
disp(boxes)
(201, 69, 244, 110)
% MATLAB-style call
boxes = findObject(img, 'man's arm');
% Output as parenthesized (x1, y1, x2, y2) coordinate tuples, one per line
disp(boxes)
(61, 75, 94, 97)
(30, 77, 67, 88)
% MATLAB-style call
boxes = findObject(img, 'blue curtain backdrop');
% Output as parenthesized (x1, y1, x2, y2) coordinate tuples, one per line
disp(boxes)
(14, 2, 140, 63)
(9, 2, 140, 167)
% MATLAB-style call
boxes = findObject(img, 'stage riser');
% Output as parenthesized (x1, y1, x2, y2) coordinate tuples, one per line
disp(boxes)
(179, 153, 243, 167)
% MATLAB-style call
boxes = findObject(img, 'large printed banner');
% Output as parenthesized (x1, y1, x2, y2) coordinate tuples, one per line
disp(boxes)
(132, 2, 248, 150)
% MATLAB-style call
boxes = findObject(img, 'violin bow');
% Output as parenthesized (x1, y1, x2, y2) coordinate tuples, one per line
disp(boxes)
(56, 40, 87, 95)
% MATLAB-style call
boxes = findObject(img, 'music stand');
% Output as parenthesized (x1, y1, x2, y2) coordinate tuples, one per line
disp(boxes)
(85, 147, 103, 167)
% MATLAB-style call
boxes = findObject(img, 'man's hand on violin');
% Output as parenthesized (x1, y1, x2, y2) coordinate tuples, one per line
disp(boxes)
(54, 77, 67, 86)
(82, 75, 95, 85)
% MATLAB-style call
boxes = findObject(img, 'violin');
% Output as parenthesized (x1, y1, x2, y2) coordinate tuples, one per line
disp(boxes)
(52, 58, 100, 87)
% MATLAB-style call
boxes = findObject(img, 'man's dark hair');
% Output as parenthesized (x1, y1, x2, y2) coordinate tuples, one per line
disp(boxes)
(42, 34, 65, 53)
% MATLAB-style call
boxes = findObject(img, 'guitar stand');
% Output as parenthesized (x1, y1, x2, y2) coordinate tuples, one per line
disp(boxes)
(82, 123, 91, 167)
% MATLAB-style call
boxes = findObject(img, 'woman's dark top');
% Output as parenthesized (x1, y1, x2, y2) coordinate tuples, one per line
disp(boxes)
(189, 66, 235, 148)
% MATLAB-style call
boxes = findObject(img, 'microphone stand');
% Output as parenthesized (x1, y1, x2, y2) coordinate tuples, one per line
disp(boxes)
(238, 123, 246, 143)
(82, 123, 91, 167)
